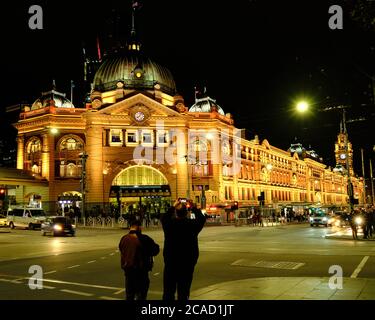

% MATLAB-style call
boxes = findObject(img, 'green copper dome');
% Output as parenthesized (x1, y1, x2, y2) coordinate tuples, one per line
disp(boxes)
(93, 52, 176, 95)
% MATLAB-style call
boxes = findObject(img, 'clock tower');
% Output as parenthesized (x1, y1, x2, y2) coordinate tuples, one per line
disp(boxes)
(334, 125, 354, 175)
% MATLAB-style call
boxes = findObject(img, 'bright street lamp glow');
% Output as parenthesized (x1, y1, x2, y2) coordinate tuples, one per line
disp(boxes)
(50, 128, 59, 134)
(296, 101, 309, 113)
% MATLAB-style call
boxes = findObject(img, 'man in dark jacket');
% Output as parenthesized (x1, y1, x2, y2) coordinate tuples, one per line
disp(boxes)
(161, 201, 206, 301)
(119, 220, 160, 300)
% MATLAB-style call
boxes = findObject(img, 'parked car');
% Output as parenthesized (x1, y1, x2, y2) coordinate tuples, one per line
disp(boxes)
(309, 211, 330, 227)
(0, 214, 8, 227)
(41, 216, 76, 237)
(7, 207, 46, 230)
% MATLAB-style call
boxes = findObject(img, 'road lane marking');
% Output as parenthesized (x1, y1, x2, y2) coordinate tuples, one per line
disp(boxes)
(24, 278, 124, 291)
(109, 253, 115, 256)
(87, 260, 96, 264)
(0, 278, 23, 284)
(100, 296, 122, 300)
(100, 257, 106, 260)
(351, 256, 370, 278)
(114, 289, 125, 295)
(67, 265, 80, 269)
(60, 289, 94, 297)
(44, 271, 57, 275)
(43, 285, 56, 289)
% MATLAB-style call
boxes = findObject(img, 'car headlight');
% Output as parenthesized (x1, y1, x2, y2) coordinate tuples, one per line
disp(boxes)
(335, 221, 340, 227)
(309, 218, 313, 222)
(355, 217, 363, 225)
(54, 225, 63, 231)
(322, 217, 328, 222)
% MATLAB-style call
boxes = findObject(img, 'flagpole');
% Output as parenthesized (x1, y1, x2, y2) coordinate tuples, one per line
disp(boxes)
(70, 80, 74, 104)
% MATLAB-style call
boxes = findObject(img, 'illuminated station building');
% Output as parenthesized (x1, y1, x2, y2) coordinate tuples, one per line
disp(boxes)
(12, 29, 364, 216)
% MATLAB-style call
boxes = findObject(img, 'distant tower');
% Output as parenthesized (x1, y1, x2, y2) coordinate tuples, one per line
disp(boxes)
(334, 123, 354, 175)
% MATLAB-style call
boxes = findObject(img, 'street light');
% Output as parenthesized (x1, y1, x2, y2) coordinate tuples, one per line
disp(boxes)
(296, 101, 309, 113)
(50, 128, 59, 135)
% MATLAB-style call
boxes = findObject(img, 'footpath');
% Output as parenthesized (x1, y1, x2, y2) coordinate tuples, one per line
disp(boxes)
(190, 277, 375, 300)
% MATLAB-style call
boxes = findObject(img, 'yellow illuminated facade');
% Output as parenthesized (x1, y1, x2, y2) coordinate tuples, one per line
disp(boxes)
(13, 47, 364, 215)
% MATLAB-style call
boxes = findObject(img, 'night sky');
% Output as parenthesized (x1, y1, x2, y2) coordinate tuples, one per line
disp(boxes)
(0, 0, 374, 174)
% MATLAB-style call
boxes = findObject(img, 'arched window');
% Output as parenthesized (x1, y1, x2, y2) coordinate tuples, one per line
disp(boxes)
(59, 136, 83, 151)
(32, 164, 40, 174)
(66, 138, 78, 150)
(27, 138, 41, 154)
(59, 161, 81, 178)
(66, 163, 78, 177)
(113, 166, 168, 186)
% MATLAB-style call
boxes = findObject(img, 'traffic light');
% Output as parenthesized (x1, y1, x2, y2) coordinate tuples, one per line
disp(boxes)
(0, 188, 5, 200)
(257, 192, 265, 206)
(231, 201, 238, 210)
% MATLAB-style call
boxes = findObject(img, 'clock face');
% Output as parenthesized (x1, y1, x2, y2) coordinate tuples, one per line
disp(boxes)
(134, 111, 145, 122)
(340, 154, 346, 160)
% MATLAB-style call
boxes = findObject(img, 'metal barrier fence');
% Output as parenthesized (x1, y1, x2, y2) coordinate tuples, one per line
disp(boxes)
(73, 216, 161, 229)
(72, 215, 302, 229)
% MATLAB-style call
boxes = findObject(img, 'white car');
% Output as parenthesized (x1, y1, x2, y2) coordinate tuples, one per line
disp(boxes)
(309, 211, 330, 227)
(7, 207, 46, 230)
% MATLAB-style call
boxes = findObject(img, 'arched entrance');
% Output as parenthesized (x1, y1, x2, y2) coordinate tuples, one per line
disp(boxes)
(110, 165, 171, 216)
(57, 191, 82, 217)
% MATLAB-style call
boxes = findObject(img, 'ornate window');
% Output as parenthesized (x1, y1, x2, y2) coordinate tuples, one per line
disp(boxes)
(109, 129, 123, 146)
(32, 164, 40, 174)
(66, 163, 78, 177)
(192, 163, 209, 177)
(126, 130, 138, 145)
(141, 130, 153, 145)
(157, 130, 169, 146)
(113, 166, 168, 186)
(192, 139, 208, 152)
(59, 161, 81, 178)
(59, 135, 84, 151)
(26, 138, 42, 154)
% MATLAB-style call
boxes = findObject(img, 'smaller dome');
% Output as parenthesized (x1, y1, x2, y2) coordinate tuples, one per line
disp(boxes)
(31, 90, 74, 110)
(288, 142, 305, 157)
(189, 96, 225, 115)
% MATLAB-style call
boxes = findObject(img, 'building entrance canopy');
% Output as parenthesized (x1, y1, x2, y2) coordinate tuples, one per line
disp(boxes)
(110, 185, 171, 198)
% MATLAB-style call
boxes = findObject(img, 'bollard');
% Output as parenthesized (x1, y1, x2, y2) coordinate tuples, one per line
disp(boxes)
(102, 218, 105, 228)
(111, 218, 114, 228)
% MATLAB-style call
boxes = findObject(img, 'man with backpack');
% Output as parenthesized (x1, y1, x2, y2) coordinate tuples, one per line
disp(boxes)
(119, 220, 160, 300)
